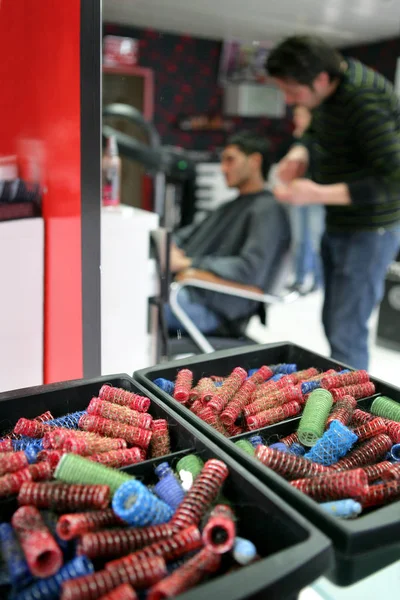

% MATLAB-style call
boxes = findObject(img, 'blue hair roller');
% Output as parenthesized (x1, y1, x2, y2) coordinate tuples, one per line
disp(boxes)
(0, 523, 32, 590)
(154, 378, 175, 395)
(12, 555, 94, 600)
(154, 462, 185, 511)
(112, 479, 174, 526)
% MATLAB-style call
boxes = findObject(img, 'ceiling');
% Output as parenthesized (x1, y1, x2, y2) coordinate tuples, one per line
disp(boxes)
(103, 0, 400, 47)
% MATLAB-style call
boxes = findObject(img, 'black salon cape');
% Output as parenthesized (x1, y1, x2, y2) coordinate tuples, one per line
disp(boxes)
(173, 191, 291, 321)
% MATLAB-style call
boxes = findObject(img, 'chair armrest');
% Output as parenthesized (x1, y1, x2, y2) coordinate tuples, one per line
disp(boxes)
(169, 271, 299, 355)
(175, 268, 264, 295)
(174, 269, 299, 304)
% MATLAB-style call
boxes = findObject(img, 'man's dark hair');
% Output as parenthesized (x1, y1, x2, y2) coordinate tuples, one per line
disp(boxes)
(266, 35, 343, 87)
(226, 131, 271, 179)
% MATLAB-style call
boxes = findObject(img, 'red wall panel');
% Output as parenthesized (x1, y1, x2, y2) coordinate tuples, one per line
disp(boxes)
(0, 0, 83, 383)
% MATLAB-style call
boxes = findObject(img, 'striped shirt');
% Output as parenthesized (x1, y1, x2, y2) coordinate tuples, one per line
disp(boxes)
(303, 59, 400, 232)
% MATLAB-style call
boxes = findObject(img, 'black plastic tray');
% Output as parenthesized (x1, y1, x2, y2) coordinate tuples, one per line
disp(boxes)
(134, 342, 400, 586)
(0, 373, 332, 600)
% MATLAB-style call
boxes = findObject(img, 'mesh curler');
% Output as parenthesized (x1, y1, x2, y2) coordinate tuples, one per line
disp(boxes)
(78, 414, 152, 449)
(105, 525, 202, 571)
(12, 556, 94, 600)
(77, 523, 173, 560)
(297, 389, 333, 447)
(0, 439, 13, 452)
(387, 421, 400, 444)
(360, 480, 400, 508)
(11, 506, 63, 578)
(37, 449, 64, 467)
(255, 445, 332, 479)
(154, 462, 185, 511)
(331, 382, 376, 402)
(61, 555, 166, 600)
(321, 370, 370, 390)
(0, 451, 28, 476)
(112, 480, 174, 526)
(304, 420, 358, 466)
(54, 453, 133, 495)
(173, 369, 193, 404)
(87, 398, 153, 429)
(189, 378, 215, 403)
(62, 435, 128, 456)
(0, 522, 32, 590)
(45, 411, 86, 429)
(89, 447, 142, 468)
(371, 396, 400, 422)
(57, 509, 124, 541)
(13, 418, 55, 439)
(18, 481, 111, 511)
(202, 504, 236, 554)
(247, 386, 303, 415)
(99, 385, 151, 412)
(147, 547, 220, 599)
(150, 420, 171, 458)
(171, 459, 229, 531)
(350, 409, 375, 427)
(246, 401, 301, 430)
(363, 461, 394, 483)
(290, 468, 369, 501)
(247, 365, 274, 385)
(326, 396, 357, 428)
(220, 380, 257, 426)
(208, 367, 247, 413)
(352, 418, 387, 442)
(12, 439, 44, 453)
(0, 467, 33, 498)
(332, 434, 393, 471)
(195, 406, 227, 436)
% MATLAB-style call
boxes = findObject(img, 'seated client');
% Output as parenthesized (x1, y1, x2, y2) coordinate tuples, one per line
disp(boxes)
(165, 131, 291, 334)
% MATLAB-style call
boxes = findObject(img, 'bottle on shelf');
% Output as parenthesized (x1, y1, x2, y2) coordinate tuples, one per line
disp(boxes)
(102, 136, 121, 207)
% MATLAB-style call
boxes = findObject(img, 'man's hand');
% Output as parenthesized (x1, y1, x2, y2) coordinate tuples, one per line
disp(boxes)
(274, 179, 321, 206)
(170, 243, 192, 273)
(274, 179, 351, 206)
(277, 145, 309, 183)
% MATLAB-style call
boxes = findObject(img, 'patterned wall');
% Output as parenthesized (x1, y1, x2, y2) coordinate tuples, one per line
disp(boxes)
(103, 23, 292, 156)
(104, 22, 400, 155)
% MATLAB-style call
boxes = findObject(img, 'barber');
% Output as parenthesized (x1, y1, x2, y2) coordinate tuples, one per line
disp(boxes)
(267, 35, 400, 370)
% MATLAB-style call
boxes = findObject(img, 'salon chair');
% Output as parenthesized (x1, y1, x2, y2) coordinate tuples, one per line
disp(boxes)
(166, 250, 299, 358)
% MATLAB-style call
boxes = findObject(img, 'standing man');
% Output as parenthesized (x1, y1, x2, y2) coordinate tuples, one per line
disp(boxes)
(267, 35, 400, 370)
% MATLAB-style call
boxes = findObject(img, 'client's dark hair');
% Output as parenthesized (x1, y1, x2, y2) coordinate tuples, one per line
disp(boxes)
(227, 131, 271, 179)
(266, 35, 343, 87)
